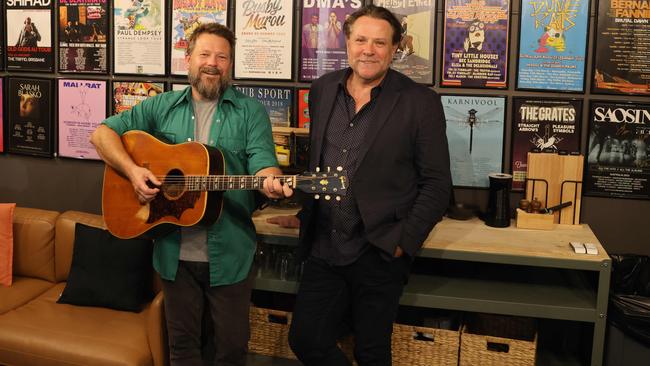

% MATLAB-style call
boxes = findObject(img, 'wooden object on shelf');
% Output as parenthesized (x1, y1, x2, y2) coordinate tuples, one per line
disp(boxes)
(525, 153, 583, 225)
(272, 126, 309, 136)
(515, 209, 554, 230)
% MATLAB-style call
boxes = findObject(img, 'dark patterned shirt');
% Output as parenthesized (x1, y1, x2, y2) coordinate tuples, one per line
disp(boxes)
(311, 72, 382, 266)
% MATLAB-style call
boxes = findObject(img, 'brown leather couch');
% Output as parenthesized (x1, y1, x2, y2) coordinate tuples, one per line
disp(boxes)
(0, 207, 167, 366)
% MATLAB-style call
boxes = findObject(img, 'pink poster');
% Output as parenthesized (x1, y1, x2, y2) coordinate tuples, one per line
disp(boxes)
(58, 79, 107, 159)
(0, 78, 3, 153)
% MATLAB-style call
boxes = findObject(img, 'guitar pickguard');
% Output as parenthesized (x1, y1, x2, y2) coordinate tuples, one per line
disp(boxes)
(147, 191, 201, 224)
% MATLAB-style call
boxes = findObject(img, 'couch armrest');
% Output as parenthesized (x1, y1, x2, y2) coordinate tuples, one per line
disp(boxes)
(145, 291, 168, 366)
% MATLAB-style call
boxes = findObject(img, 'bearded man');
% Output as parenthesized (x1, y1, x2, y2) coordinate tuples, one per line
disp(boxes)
(90, 23, 292, 366)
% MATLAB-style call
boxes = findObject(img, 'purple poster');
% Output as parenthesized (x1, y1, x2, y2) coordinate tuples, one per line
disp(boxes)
(58, 79, 107, 159)
(300, 0, 363, 81)
(442, 0, 509, 88)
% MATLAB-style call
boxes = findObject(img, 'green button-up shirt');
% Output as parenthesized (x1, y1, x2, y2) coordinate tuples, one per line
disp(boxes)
(103, 85, 278, 286)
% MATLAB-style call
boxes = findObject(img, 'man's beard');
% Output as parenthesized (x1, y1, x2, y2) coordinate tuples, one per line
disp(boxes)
(188, 66, 229, 100)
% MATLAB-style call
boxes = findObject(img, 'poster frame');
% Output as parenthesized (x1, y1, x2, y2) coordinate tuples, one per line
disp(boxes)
(440, 0, 511, 89)
(590, 0, 650, 96)
(514, 0, 590, 93)
(232, 0, 294, 82)
(583, 100, 650, 200)
(57, 0, 110, 74)
(110, 79, 166, 116)
(5, 77, 54, 158)
(111, 0, 167, 76)
(440, 93, 508, 189)
(56, 77, 108, 160)
(510, 96, 583, 191)
(4, 5, 55, 72)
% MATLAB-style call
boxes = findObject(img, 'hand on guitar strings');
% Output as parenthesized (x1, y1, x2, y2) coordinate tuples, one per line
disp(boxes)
(262, 174, 293, 200)
(129, 166, 161, 204)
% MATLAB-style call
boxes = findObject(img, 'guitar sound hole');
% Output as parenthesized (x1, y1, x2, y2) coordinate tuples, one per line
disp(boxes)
(163, 169, 186, 200)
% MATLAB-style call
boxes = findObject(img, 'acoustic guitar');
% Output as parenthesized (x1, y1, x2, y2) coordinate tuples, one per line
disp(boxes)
(102, 130, 347, 239)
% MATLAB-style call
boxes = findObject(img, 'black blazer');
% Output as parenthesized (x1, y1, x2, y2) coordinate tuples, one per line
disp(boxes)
(298, 68, 452, 258)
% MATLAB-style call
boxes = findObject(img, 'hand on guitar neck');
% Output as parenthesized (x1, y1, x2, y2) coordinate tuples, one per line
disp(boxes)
(257, 167, 294, 200)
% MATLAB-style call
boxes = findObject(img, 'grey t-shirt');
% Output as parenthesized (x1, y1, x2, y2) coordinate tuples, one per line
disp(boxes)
(179, 98, 217, 262)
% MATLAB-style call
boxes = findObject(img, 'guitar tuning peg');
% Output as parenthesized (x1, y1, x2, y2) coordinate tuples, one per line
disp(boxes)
(316, 167, 320, 172)
(327, 167, 331, 172)
(314, 194, 320, 200)
(325, 195, 331, 201)
(337, 166, 343, 172)
(336, 196, 341, 201)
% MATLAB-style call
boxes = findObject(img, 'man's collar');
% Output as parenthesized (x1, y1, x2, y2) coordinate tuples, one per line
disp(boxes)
(339, 67, 390, 97)
(173, 84, 236, 107)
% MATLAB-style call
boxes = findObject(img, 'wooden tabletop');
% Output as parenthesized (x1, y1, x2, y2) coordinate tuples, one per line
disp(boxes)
(421, 218, 608, 263)
(252, 207, 609, 264)
(252, 206, 300, 237)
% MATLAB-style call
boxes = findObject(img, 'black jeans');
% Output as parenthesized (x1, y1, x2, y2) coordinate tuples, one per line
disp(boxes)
(161, 260, 253, 366)
(288, 247, 412, 366)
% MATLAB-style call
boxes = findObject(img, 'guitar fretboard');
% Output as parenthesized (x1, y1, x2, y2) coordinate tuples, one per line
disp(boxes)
(183, 175, 297, 191)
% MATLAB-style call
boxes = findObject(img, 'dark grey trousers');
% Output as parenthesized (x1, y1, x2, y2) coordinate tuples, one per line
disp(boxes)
(161, 260, 253, 366)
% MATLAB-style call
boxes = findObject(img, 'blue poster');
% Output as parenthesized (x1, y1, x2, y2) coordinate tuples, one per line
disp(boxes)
(234, 85, 293, 127)
(516, 0, 589, 91)
(442, 95, 505, 187)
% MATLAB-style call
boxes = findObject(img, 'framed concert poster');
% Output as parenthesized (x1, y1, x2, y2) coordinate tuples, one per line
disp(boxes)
(0, 78, 3, 153)
(112, 81, 164, 115)
(441, 95, 506, 188)
(299, 0, 363, 81)
(233, 0, 293, 80)
(297, 88, 310, 129)
(234, 85, 293, 127)
(170, 0, 227, 76)
(58, 79, 107, 159)
(113, 0, 165, 75)
(516, 0, 589, 92)
(373, 0, 436, 85)
(585, 101, 650, 200)
(592, 0, 650, 95)
(441, 0, 509, 88)
(4, 4, 54, 71)
(6, 78, 53, 157)
(511, 98, 582, 191)
(58, 0, 108, 73)
(0, 5, 4, 71)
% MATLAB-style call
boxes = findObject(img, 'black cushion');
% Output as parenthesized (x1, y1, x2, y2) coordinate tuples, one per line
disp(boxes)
(58, 223, 153, 312)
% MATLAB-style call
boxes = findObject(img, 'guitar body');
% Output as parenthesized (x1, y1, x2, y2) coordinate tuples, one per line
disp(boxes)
(102, 131, 225, 239)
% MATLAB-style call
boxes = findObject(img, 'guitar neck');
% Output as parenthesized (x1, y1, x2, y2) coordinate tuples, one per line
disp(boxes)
(184, 175, 297, 191)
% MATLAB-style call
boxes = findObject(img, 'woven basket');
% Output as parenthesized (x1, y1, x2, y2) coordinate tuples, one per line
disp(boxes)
(392, 323, 460, 366)
(459, 314, 537, 366)
(248, 306, 296, 359)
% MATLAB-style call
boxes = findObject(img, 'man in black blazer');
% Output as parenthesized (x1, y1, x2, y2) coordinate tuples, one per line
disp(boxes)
(269, 5, 451, 365)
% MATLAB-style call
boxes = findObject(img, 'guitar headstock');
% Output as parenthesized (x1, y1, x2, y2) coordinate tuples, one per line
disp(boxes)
(295, 167, 348, 200)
